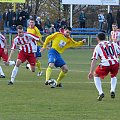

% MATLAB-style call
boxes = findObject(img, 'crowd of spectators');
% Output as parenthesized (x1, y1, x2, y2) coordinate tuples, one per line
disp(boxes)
(2, 8, 68, 35)
(4, 7, 120, 35)
(3, 8, 29, 32)
(78, 9, 120, 35)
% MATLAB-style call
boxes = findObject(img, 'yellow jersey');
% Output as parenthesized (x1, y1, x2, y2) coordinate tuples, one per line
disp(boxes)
(43, 32, 84, 54)
(27, 26, 42, 46)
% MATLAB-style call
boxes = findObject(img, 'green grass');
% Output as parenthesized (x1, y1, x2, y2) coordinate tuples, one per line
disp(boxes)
(0, 49, 120, 120)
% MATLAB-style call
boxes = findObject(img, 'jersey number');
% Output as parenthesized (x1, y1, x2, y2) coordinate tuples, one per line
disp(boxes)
(104, 46, 114, 56)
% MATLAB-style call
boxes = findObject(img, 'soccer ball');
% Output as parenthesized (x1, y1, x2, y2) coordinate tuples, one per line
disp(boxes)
(48, 79, 57, 88)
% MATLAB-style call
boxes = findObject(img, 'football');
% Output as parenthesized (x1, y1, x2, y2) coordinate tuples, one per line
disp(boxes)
(48, 79, 57, 88)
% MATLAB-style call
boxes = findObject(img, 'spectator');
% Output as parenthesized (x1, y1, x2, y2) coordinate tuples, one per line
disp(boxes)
(61, 18, 67, 28)
(54, 19, 61, 31)
(9, 17, 17, 31)
(49, 24, 56, 34)
(7, 9, 16, 27)
(17, 16, 24, 27)
(2, 9, 9, 31)
(35, 17, 43, 31)
(79, 10, 86, 28)
(17, 8, 29, 30)
(116, 9, 120, 29)
(106, 10, 114, 35)
(98, 11, 105, 31)
(27, 15, 33, 27)
(44, 17, 51, 29)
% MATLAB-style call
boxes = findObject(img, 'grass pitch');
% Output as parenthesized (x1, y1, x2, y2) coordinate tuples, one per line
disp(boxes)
(0, 49, 120, 120)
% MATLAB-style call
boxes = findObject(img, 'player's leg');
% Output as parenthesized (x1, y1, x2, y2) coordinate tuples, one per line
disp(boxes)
(56, 64, 68, 87)
(110, 77, 117, 98)
(1, 50, 15, 78)
(45, 63, 54, 84)
(2, 49, 15, 66)
(0, 49, 5, 77)
(8, 59, 22, 85)
(36, 58, 43, 76)
(110, 63, 119, 98)
(8, 51, 26, 85)
(94, 75, 104, 101)
(0, 66, 5, 78)
(27, 53, 36, 72)
(36, 46, 43, 76)
(45, 49, 56, 85)
(53, 55, 67, 87)
(94, 66, 109, 101)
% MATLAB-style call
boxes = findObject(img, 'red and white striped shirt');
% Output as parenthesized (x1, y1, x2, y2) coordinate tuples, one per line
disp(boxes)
(0, 33, 6, 48)
(11, 33, 39, 53)
(92, 41, 120, 66)
(111, 31, 120, 42)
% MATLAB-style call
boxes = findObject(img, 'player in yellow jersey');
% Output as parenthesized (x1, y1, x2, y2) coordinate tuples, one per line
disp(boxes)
(41, 27, 86, 88)
(27, 18, 44, 76)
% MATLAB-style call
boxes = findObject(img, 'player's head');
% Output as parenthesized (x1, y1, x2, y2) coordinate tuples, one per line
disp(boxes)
(29, 18, 35, 28)
(112, 24, 118, 31)
(97, 32, 106, 41)
(17, 25, 24, 37)
(64, 27, 72, 37)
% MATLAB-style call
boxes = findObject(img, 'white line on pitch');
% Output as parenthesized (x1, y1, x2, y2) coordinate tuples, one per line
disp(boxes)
(0, 80, 118, 84)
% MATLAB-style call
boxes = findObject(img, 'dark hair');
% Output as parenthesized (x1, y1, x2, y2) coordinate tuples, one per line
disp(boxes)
(65, 26, 72, 31)
(17, 25, 23, 30)
(29, 18, 35, 21)
(97, 32, 106, 41)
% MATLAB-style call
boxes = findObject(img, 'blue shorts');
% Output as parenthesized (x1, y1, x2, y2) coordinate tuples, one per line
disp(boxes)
(36, 46, 42, 57)
(48, 48, 66, 67)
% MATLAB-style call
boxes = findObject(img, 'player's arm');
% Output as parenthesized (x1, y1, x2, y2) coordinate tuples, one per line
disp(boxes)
(28, 33, 40, 42)
(42, 34, 55, 48)
(41, 34, 55, 52)
(7, 40, 17, 62)
(3, 38, 8, 54)
(72, 39, 86, 47)
(110, 35, 113, 41)
(7, 49, 15, 62)
(39, 38, 44, 45)
(1, 34, 7, 54)
(88, 47, 98, 80)
(35, 27, 44, 45)
(88, 58, 97, 80)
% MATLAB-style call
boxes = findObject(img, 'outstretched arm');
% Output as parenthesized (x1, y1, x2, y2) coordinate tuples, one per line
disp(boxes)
(72, 39, 86, 47)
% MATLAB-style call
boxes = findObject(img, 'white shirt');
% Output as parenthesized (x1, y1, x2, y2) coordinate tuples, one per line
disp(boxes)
(98, 14, 105, 22)
(11, 33, 39, 53)
(0, 33, 6, 48)
(111, 31, 120, 41)
(92, 41, 120, 66)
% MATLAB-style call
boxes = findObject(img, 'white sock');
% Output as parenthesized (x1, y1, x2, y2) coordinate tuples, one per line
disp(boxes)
(11, 66, 19, 83)
(94, 77, 103, 95)
(0, 66, 5, 76)
(9, 61, 15, 66)
(27, 63, 32, 71)
(110, 77, 117, 92)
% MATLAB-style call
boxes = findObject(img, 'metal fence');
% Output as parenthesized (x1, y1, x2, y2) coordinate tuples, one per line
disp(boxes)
(1, 30, 109, 48)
